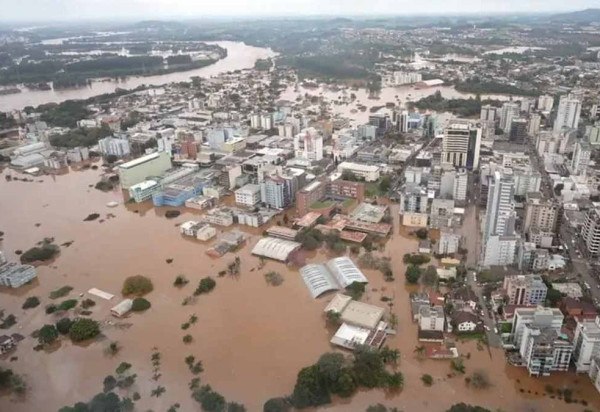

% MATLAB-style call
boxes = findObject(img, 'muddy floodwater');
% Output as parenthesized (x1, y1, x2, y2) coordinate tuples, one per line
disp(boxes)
(1, 165, 599, 412)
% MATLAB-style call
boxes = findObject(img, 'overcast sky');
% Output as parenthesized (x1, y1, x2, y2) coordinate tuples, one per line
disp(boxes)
(0, 0, 598, 22)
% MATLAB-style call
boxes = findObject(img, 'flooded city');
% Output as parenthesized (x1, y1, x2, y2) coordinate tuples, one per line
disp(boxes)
(1, 164, 598, 412)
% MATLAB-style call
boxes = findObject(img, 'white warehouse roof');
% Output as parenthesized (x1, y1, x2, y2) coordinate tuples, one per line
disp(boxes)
(300, 257, 368, 299)
(326, 257, 368, 288)
(251, 237, 301, 262)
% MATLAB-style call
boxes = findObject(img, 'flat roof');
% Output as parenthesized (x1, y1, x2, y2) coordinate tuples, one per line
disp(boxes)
(324, 293, 352, 314)
(341, 301, 385, 329)
(120, 152, 160, 169)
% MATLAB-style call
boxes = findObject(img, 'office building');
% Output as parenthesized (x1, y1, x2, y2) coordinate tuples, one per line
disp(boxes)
(400, 183, 428, 214)
(98, 136, 130, 157)
(499, 102, 520, 132)
(554, 94, 581, 134)
(571, 140, 591, 176)
(453, 168, 468, 203)
(582, 208, 600, 257)
(509, 118, 528, 142)
(441, 120, 482, 170)
(368, 113, 391, 137)
(573, 317, 600, 372)
(528, 113, 542, 136)
(293, 127, 323, 161)
(118, 151, 172, 189)
(337, 162, 380, 182)
(503, 274, 548, 306)
(537, 94, 554, 113)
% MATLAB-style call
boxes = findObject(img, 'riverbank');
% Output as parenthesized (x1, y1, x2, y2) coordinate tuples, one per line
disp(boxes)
(0, 41, 276, 112)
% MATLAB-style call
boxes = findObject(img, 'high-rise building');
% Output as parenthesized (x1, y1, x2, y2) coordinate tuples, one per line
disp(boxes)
(369, 113, 391, 137)
(441, 120, 481, 170)
(528, 113, 542, 136)
(293, 127, 323, 161)
(98, 136, 131, 157)
(573, 317, 600, 372)
(553, 94, 581, 134)
(503, 274, 548, 306)
(519, 326, 572, 376)
(582, 208, 600, 257)
(537, 94, 555, 113)
(499, 102, 520, 132)
(480, 105, 497, 122)
(453, 168, 468, 203)
(509, 118, 528, 141)
(523, 193, 560, 234)
(511, 306, 564, 348)
(571, 140, 591, 175)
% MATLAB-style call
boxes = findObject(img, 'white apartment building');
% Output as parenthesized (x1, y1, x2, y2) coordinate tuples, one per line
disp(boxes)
(294, 127, 323, 161)
(499, 102, 520, 132)
(503, 274, 548, 306)
(553, 94, 581, 134)
(418, 306, 445, 332)
(571, 140, 591, 176)
(583, 208, 600, 256)
(98, 136, 130, 157)
(235, 184, 262, 207)
(453, 168, 468, 203)
(480, 104, 497, 122)
(537, 94, 554, 113)
(511, 307, 564, 349)
(438, 230, 461, 255)
(573, 317, 600, 373)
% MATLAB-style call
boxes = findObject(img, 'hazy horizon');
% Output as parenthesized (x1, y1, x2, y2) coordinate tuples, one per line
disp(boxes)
(0, 0, 599, 23)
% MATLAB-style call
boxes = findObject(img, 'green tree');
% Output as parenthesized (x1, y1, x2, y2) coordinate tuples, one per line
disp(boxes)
(421, 374, 433, 386)
(56, 318, 73, 335)
(421, 265, 438, 286)
(131, 297, 151, 311)
(195, 277, 216, 296)
(291, 365, 331, 408)
(405, 265, 421, 284)
(121, 275, 153, 296)
(69, 318, 100, 342)
(263, 397, 291, 412)
(38, 324, 59, 346)
(192, 385, 227, 412)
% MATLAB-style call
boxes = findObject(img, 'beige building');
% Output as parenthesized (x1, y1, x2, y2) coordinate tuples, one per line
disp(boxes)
(118, 151, 172, 189)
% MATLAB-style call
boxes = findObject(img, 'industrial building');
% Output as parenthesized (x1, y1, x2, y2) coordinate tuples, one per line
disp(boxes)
(300, 257, 368, 298)
(0, 252, 37, 288)
(118, 151, 172, 189)
(251, 237, 301, 262)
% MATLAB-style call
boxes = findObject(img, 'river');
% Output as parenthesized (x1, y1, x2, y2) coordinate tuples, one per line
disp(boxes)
(0, 41, 276, 112)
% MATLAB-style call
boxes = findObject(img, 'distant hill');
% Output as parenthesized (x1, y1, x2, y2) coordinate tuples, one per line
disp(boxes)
(550, 8, 600, 23)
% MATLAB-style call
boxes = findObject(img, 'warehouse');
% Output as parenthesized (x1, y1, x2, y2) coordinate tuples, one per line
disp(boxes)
(251, 237, 301, 262)
(300, 257, 368, 298)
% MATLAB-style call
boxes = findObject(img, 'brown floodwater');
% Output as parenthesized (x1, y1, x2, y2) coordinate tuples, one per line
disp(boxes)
(0, 165, 599, 412)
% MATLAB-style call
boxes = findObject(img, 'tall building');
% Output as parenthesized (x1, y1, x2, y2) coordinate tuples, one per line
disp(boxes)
(441, 120, 481, 170)
(511, 307, 564, 349)
(553, 94, 581, 134)
(293, 127, 323, 161)
(519, 326, 572, 376)
(503, 274, 548, 306)
(571, 140, 591, 176)
(499, 102, 520, 132)
(480, 105, 497, 122)
(98, 136, 131, 157)
(582, 208, 600, 257)
(509, 118, 528, 142)
(453, 168, 468, 203)
(523, 193, 560, 234)
(573, 317, 600, 373)
(118, 151, 172, 189)
(528, 113, 542, 136)
(368, 113, 391, 137)
(537, 94, 555, 113)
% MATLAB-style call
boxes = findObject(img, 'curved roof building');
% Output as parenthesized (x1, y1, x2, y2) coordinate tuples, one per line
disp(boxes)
(326, 257, 368, 288)
(300, 264, 340, 298)
(251, 237, 301, 262)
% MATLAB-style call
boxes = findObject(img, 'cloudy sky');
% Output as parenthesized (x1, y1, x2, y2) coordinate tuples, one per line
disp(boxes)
(0, 0, 598, 21)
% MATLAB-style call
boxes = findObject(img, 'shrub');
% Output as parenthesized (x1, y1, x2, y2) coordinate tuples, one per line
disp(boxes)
(81, 299, 96, 309)
(56, 317, 73, 334)
(45, 304, 57, 314)
(49, 285, 73, 299)
(20, 242, 59, 263)
(192, 385, 226, 412)
(122, 275, 153, 296)
(415, 228, 428, 239)
(405, 265, 421, 284)
(116, 362, 132, 375)
(468, 370, 491, 389)
(173, 275, 189, 287)
(183, 335, 193, 344)
(131, 297, 151, 312)
(0, 314, 16, 329)
(69, 318, 100, 342)
(22, 296, 40, 309)
(57, 299, 78, 311)
(421, 374, 433, 386)
(264, 271, 284, 286)
(38, 324, 59, 346)
(103, 375, 117, 392)
(263, 398, 291, 412)
(345, 282, 365, 300)
(181, 322, 190, 330)
(194, 277, 216, 296)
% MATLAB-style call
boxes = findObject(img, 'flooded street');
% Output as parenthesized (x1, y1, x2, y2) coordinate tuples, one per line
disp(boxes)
(0, 41, 276, 112)
(1, 165, 599, 411)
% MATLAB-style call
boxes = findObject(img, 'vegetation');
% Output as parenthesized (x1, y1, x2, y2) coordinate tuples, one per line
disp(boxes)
(0, 367, 26, 395)
(412, 91, 503, 117)
(0, 314, 17, 329)
(265, 271, 284, 286)
(295, 228, 324, 250)
(451, 358, 466, 374)
(421, 374, 433, 386)
(37, 324, 59, 346)
(263, 398, 291, 412)
(466, 370, 491, 389)
(174, 274, 189, 287)
(57, 299, 78, 311)
(131, 297, 151, 312)
(56, 317, 73, 335)
(121, 275, 154, 296)
(22, 296, 40, 309)
(81, 298, 96, 309)
(38, 100, 92, 128)
(69, 318, 100, 342)
(403, 253, 431, 266)
(192, 385, 227, 412)
(194, 277, 216, 296)
(115, 362, 132, 375)
(415, 228, 428, 240)
(50, 126, 111, 148)
(183, 334, 193, 344)
(345, 281, 366, 300)
(421, 266, 438, 287)
(325, 310, 342, 327)
(405, 265, 421, 284)
(455, 80, 539, 96)
(49, 285, 73, 299)
(255, 58, 273, 71)
(59, 392, 132, 412)
(288, 347, 403, 409)
(446, 404, 491, 412)
(20, 240, 59, 263)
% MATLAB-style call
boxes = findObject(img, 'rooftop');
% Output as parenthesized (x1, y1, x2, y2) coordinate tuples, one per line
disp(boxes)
(340, 300, 385, 329)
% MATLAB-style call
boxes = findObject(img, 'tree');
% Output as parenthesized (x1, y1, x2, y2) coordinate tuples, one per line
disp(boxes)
(38, 324, 59, 346)
(378, 176, 391, 192)
(22, 296, 40, 309)
(325, 310, 342, 327)
(345, 282, 366, 300)
(192, 385, 227, 412)
(69, 318, 100, 342)
(546, 288, 563, 307)
(415, 228, 428, 239)
(195, 277, 216, 295)
(56, 317, 73, 335)
(366, 404, 388, 412)
(103, 375, 117, 393)
(468, 370, 491, 389)
(421, 265, 438, 286)
(421, 374, 433, 386)
(446, 404, 491, 412)
(227, 403, 246, 412)
(131, 297, 151, 311)
(405, 265, 421, 284)
(451, 358, 466, 374)
(263, 398, 291, 412)
(121, 275, 153, 296)
(291, 365, 331, 408)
